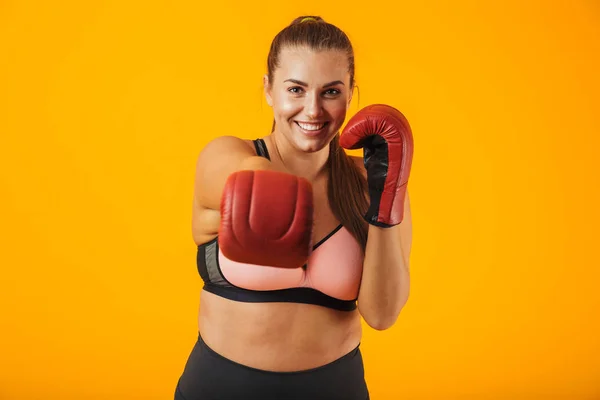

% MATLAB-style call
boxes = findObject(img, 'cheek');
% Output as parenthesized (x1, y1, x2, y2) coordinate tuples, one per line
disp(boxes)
(328, 101, 349, 120)
(273, 93, 301, 116)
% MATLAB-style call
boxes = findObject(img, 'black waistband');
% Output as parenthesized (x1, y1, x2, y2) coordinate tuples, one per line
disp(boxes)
(195, 331, 361, 375)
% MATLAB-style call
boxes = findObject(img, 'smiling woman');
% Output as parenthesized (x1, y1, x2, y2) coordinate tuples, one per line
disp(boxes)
(174, 15, 413, 400)
(272, 76, 346, 138)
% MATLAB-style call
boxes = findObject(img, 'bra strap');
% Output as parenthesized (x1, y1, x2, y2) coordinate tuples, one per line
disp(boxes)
(253, 138, 271, 160)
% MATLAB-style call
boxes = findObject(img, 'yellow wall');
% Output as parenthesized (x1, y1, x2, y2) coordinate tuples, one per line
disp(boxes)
(1, 1, 599, 399)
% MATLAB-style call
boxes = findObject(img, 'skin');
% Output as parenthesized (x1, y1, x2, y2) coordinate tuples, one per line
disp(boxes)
(192, 46, 412, 372)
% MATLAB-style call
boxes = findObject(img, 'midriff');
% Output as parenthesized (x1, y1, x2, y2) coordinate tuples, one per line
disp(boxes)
(198, 289, 363, 372)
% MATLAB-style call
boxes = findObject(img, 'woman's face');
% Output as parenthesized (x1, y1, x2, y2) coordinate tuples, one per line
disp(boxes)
(265, 46, 353, 153)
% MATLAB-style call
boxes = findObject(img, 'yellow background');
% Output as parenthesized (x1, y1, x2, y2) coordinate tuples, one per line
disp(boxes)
(1, 1, 599, 399)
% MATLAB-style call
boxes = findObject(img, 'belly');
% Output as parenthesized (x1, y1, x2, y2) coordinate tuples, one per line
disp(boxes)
(198, 290, 363, 372)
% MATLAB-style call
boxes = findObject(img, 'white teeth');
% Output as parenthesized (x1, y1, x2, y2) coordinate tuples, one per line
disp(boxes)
(297, 122, 326, 131)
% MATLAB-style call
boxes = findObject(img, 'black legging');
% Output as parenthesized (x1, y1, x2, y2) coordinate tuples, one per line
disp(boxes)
(175, 333, 370, 400)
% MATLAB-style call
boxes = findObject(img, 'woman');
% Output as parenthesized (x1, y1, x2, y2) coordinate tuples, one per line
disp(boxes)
(175, 15, 413, 400)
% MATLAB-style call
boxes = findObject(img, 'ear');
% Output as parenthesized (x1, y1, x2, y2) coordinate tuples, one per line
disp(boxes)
(347, 84, 355, 108)
(263, 74, 273, 107)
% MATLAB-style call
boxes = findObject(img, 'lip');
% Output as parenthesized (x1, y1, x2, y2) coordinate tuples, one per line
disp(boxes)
(294, 121, 329, 137)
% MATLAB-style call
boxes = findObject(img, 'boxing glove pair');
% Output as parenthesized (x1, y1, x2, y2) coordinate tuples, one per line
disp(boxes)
(219, 104, 414, 269)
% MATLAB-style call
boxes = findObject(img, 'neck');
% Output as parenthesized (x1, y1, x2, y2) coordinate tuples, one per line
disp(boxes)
(266, 132, 331, 182)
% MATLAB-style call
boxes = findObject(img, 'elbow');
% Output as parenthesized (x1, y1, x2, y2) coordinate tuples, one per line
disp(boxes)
(361, 296, 409, 331)
(363, 306, 405, 331)
(365, 315, 398, 331)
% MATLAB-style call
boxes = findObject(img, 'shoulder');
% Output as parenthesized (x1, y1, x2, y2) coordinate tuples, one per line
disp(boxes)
(194, 136, 258, 171)
(192, 136, 261, 211)
(197, 136, 256, 160)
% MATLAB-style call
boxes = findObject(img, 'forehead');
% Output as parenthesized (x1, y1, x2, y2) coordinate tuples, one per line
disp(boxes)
(274, 46, 350, 84)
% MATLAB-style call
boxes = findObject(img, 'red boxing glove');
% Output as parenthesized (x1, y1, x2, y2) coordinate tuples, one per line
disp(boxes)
(219, 170, 314, 268)
(340, 104, 414, 227)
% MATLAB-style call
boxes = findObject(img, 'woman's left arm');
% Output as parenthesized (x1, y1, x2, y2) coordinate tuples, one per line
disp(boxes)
(357, 190, 412, 330)
(340, 104, 415, 331)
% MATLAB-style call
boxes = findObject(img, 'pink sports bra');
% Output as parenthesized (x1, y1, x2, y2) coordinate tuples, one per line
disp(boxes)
(196, 139, 365, 311)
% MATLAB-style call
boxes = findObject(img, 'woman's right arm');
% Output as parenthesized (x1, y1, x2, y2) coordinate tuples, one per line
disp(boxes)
(192, 135, 314, 269)
(191, 136, 273, 244)
(193, 136, 272, 211)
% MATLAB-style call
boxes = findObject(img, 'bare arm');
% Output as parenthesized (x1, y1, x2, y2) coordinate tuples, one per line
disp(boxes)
(349, 156, 413, 330)
(192, 136, 273, 242)
(193, 136, 272, 210)
(357, 191, 412, 330)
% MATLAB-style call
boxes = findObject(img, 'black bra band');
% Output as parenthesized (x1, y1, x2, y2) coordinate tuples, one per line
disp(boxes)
(203, 283, 357, 312)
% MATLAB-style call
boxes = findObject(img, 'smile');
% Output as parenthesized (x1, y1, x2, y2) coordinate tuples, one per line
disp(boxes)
(295, 121, 329, 131)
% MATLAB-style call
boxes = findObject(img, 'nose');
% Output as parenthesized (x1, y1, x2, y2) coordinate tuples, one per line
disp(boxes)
(304, 91, 323, 119)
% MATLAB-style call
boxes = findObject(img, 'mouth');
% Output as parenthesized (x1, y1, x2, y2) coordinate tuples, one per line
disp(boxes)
(294, 121, 329, 136)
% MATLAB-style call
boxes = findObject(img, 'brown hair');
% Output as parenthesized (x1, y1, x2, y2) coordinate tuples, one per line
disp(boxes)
(266, 16, 369, 251)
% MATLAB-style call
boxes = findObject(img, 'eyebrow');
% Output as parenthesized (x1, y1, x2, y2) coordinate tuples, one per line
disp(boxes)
(283, 79, 345, 87)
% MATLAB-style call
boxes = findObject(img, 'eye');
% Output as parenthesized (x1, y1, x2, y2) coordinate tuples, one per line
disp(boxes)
(324, 88, 341, 96)
(288, 86, 304, 94)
